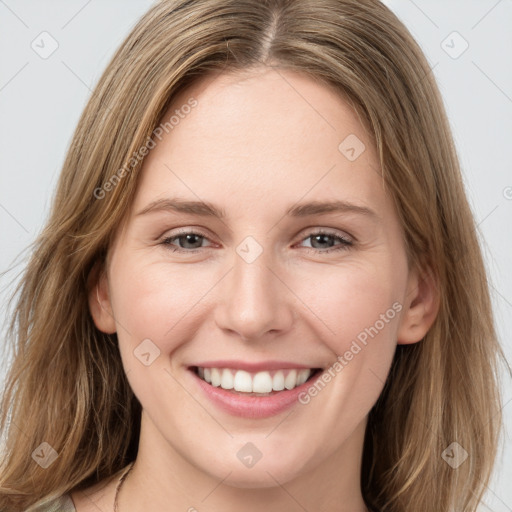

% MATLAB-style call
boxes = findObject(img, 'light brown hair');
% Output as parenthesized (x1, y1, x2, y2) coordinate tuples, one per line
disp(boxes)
(0, 1, 506, 510)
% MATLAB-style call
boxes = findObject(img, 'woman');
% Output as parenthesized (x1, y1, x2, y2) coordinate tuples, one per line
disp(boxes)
(0, 0, 505, 511)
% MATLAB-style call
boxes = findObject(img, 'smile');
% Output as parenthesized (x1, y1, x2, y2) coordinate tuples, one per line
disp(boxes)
(193, 366, 322, 395)
(188, 364, 324, 418)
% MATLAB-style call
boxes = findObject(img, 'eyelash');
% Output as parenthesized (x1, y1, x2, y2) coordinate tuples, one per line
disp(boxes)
(160, 229, 353, 254)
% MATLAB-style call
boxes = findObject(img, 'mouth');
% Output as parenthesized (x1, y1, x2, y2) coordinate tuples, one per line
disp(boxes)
(189, 366, 323, 396)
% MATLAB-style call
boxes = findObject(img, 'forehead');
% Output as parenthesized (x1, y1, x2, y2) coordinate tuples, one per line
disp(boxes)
(133, 67, 384, 218)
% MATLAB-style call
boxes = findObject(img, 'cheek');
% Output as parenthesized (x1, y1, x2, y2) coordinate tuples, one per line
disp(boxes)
(109, 257, 208, 351)
(110, 249, 406, 363)
(107, 257, 207, 412)
(288, 264, 404, 446)
(296, 259, 405, 355)
(289, 257, 406, 427)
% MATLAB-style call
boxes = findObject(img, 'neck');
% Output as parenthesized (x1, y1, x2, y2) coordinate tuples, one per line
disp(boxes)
(117, 411, 369, 512)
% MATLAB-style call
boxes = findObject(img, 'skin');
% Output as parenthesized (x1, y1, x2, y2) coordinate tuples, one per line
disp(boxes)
(75, 66, 439, 512)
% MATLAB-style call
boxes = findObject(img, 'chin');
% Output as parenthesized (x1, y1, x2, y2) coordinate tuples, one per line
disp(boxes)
(205, 453, 310, 489)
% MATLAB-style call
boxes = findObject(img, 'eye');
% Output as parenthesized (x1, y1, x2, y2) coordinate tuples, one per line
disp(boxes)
(297, 230, 353, 253)
(161, 229, 213, 253)
(160, 228, 353, 254)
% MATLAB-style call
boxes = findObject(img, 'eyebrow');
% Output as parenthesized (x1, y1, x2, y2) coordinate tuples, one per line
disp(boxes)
(136, 198, 378, 220)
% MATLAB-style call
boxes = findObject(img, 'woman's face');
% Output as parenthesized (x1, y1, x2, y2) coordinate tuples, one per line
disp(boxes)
(91, 67, 435, 490)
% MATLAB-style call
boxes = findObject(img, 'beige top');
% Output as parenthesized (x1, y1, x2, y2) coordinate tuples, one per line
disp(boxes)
(27, 491, 380, 511)
(28, 493, 76, 512)
(27, 463, 134, 511)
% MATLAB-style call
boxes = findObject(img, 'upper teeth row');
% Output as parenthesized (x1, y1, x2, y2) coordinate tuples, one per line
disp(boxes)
(198, 367, 313, 393)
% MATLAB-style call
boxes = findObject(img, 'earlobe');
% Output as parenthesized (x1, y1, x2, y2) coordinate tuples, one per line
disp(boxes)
(397, 264, 440, 345)
(87, 262, 117, 334)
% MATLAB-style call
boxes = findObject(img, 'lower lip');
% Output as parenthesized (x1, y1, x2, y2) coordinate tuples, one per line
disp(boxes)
(188, 368, 322, 419)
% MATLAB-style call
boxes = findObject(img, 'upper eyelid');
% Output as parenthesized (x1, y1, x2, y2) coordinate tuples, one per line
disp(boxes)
(161, 227, 353, 246)
(161, 227, 221, 244)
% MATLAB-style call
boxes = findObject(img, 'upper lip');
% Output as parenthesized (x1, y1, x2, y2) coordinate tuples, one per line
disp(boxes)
(189, 360, 323, 372)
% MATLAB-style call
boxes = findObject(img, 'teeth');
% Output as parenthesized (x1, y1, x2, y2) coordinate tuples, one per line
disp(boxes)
(220, 368, 234, 389)
(296, 369, 309, 386)
(196, 367, 314, 393)
(284, 369, 297, 390)
(272, 371, 285, 391)
(234, 370, 253, 392)
(253, 372, 273, 393)
(211, 368, 222, 387)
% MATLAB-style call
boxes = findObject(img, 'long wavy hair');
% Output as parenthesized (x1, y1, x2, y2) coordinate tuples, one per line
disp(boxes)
(0, 0, 506, 510)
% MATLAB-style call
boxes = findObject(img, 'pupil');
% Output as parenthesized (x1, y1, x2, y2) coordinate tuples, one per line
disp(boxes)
(179, 234, 335, 250)
(182, 234, 202, 248)
(312, 234, 332, 248)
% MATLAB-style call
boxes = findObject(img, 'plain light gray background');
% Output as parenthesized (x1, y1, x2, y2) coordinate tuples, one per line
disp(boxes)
(0, 1, 511, 510)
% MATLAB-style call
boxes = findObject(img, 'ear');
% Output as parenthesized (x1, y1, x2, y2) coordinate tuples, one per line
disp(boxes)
(397, 263, 440, 345)
(87, 261, 117, 334)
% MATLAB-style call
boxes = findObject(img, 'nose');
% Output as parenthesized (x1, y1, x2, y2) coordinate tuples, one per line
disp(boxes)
(214, 248, 295, 342)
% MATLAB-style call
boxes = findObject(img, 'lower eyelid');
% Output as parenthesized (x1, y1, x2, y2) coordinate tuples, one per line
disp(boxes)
(298, 234, 353, 251)
(160, 231, 353, 252)
(161, 232, 212, 250)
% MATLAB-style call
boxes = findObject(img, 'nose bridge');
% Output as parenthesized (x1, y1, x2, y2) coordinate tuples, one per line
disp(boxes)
(216, 240, 294, 340)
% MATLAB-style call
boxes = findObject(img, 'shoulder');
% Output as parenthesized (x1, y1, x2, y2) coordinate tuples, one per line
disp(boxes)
(68, 469, 121, 512)
(28, 464, 130, 512)
(28, 494, 76, 512)
(26, 480, 110, 512)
